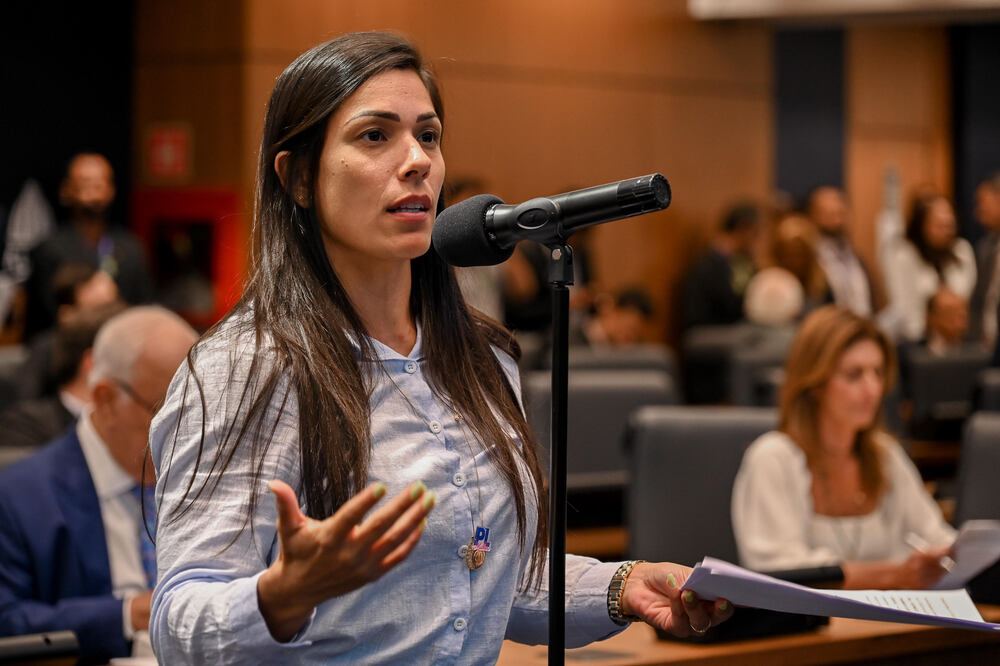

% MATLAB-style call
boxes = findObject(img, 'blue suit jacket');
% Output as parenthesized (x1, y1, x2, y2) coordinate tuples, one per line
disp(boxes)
(0, 428, 129, 661)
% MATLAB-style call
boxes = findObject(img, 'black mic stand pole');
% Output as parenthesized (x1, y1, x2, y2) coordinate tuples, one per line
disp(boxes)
(546, 242, 573, 666)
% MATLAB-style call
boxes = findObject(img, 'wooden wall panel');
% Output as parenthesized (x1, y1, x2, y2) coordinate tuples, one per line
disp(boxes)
(241, 62, 285, 197)
(132, 1, 961, 350)
(845, 25, 951, 300)
(134, 0, 246, 188)
(133, 63, 245, 186)
(244, 0, 769, 87)
(440, 75, 771, 335)
(135, 0, 773, 335)
(238, 0, 773, 342)
(136, 0, 243, 55)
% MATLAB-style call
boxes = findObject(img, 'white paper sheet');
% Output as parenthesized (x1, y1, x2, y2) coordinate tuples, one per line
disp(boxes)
(683, 557, 1000, 632)
(932, 520, 1000, 590)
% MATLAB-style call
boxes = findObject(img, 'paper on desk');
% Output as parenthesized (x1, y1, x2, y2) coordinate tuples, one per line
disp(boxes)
(932, 520, 1000, 590)
(683, 557, 1000, 632)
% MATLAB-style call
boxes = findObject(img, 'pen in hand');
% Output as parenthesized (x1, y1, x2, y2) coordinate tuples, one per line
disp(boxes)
(905, 532, 956, 572)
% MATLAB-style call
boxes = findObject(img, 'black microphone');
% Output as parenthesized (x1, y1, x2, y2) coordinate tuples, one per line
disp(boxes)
(432, 173, 671, 267)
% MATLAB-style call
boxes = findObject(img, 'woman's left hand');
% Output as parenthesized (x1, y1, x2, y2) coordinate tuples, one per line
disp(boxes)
(620, 562, 734, 637)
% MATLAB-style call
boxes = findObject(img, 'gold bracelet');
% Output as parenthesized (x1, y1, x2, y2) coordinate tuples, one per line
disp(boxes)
(607, 560, 645, 625)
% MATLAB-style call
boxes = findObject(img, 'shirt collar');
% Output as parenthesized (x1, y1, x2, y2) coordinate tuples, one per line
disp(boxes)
(76, 409, 137, 500)
(352, 321, 424, 362)
(59, 390, 88, 417)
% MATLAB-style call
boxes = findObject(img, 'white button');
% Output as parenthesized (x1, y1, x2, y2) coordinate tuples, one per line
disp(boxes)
(458, 544, 469, 557)
(405, 361, 418, 374)
(452, 472, 466, 487)
(429, 421, 442, 434)
(453, 617, 467, 631)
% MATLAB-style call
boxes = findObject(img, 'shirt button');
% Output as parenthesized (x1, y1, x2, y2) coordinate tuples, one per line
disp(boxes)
(453, 617, 467, 631)
(452, 472, 466, 487)
(458, 544, 469, 557)
(429, 421, 442, 434)
(404, 361, 418, 374)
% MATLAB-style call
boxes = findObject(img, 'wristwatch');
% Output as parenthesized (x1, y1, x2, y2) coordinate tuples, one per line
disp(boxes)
(607, 559, 645, 625)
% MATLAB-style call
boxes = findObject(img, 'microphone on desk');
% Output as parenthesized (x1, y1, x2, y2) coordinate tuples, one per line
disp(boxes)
(432, 173, 671, 267)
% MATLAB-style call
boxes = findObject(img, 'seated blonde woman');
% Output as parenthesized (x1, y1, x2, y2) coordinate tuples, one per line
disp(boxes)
(732, 306, 955, 589)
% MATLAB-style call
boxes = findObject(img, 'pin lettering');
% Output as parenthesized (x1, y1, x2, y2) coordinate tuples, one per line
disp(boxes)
(473, 526, 491, 551)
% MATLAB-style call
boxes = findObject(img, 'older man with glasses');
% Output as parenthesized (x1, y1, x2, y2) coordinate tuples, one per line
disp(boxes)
(0, 305, 197, 662)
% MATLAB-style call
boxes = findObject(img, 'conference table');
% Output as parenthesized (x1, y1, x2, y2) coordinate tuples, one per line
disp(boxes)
(20, 607, 1000, 665)
(497, 605, 1000, 665)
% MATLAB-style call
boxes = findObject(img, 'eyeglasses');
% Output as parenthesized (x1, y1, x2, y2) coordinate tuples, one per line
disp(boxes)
(112, 378, 159, 414)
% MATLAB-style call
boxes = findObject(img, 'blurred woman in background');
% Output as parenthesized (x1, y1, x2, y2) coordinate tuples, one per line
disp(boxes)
(732, 306, 955, 589)
(882, 193, 976, 342)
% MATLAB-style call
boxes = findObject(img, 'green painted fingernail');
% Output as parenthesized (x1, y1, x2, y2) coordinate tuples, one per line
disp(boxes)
(666, 573, 678, 589)
(410, 481, 426, 499)
(682, 590, 695, 604)
(720, 600, 729, 611)
(422, 491, 436, 511)
(372, 482, 386, 499)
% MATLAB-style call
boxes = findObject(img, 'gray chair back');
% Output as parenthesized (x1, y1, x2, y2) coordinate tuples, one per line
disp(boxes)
(977, 368, 1000, 411)
(560, 344, 679, 383)
(954, 412, 1000, 525)
(903, 347, 991, 424)
(627, 405, 776, 566)
(729, 346, 789, 407)
(681, 323, 764, 404)
(514, 331, 547, 373)
(524, 369, 677, 490)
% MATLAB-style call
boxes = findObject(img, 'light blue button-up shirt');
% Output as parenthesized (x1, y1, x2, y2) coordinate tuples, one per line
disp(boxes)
(149, 317, 624, 664)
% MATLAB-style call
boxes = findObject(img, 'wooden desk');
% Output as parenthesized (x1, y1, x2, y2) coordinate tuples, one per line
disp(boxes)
(566, 526, 627, 559)
(498, 606, 1000, 665)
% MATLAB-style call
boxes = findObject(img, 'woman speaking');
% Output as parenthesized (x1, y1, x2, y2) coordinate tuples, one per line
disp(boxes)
(148, 31, 730, 664)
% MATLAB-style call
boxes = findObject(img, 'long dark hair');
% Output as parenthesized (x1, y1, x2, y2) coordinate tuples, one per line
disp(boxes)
(161, 32, 548, 583)
(906, 193, 958, 276)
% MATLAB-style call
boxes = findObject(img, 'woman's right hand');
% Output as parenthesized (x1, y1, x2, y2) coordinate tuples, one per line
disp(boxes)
(257, 479, 435, 642)
(896, 546, 952, 590)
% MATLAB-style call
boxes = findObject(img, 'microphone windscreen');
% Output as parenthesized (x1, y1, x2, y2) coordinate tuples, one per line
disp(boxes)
(432, 194, 514, 267)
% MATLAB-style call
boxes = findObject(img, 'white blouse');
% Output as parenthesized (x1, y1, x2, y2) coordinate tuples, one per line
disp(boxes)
(731, 431, 956, 572)
(878, 209, 977, 342)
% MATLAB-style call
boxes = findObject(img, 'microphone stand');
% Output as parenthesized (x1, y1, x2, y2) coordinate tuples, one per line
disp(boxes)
(546, 243, 573, 666)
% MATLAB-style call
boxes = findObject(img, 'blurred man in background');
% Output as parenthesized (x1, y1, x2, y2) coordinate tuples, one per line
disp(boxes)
(969, 173, 1000, 348)
(924, 287, 970, 357)
(0, 306, 197, 662)
(682, 202, 760, 330)
(571, 286, 654, 348)
(808, 186, 875, 317)
(24, 153, 152, 338)
(0, 300, 125, 450)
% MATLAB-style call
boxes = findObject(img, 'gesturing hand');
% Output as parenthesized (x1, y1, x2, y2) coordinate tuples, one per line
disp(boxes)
(620, 562, 734, 638)
(257, 479, 435, 642)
